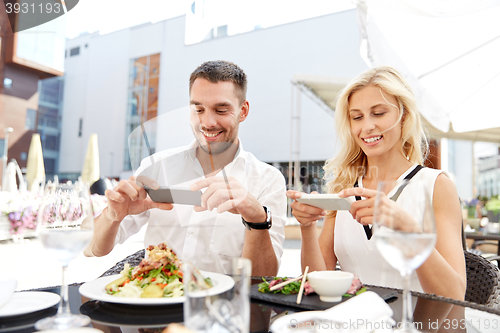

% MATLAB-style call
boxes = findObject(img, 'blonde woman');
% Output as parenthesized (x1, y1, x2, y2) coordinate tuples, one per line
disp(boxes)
(286, 66, 466, 300)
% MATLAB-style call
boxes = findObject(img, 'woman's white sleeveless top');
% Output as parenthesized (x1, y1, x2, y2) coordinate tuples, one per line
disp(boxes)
(334, 165, 442, 291)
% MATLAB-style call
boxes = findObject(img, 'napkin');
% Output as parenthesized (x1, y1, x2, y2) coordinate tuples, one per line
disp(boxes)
(0, 279, 17, 309)
(270, 291, 395, 333)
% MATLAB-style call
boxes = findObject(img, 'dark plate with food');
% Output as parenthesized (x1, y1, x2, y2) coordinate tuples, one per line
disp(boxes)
(251, 275, 397, 310)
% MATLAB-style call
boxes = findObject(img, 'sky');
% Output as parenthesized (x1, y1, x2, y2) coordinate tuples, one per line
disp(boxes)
(63, 0, 355, 39)
(64, 0, 190, 38)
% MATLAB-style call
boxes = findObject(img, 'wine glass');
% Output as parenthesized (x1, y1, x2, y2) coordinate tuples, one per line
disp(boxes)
(183, 257, 251, 332)
(35, 182, 94, 330)
(372, 179, 436, 333)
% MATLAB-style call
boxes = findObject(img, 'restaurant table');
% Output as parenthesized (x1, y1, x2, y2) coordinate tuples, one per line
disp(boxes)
(2, 278, 500, 333)
(465, 231, 500, 255)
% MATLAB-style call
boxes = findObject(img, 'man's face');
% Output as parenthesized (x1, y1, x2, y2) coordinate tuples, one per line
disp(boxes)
(189, 78, 248, 155)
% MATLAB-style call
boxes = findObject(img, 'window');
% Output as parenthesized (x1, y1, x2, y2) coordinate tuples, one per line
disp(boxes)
(0, 139, 4, 156)
(78, 118, 83, 137)
(38, 105, 59, 129)
(25, 109, 37, 130)
(39, 115, 58, 128)
(125, 53, 160, 171)
(20, 152, 27, 161)
(45, 135, 59, 150)
(3, 78, 12, 88)
(70, 47, 80, 56)
(44, 158, 56, 174)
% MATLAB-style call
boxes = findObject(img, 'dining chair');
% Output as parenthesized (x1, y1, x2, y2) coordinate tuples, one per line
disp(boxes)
(464, 250, 500, 308)
(462, 224, 500, 266)
(471, 240, 498, 254)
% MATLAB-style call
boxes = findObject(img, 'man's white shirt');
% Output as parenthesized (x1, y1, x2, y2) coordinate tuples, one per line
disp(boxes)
(115, 140, 286, 274)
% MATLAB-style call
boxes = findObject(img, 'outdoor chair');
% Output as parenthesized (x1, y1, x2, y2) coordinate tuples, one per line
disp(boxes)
(465, 250, 500, 308)
(471, 240, 498, 252)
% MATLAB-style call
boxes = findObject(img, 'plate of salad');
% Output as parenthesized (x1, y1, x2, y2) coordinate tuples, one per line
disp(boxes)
(79, 242, 234, 305)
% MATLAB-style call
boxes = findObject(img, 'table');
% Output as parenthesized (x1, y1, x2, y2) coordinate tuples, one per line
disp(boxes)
(465, 231, 500, 255)
(2, 279, 500, 333)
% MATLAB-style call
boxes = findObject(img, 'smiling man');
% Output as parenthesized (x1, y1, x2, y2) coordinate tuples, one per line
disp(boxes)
(85, 61, 286, 276)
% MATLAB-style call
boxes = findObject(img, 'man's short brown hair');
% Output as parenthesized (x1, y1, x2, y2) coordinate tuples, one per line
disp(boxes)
(189, 60, 247, 103)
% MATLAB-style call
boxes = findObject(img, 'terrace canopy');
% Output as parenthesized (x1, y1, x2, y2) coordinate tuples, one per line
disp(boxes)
(295, 1, 500, 144)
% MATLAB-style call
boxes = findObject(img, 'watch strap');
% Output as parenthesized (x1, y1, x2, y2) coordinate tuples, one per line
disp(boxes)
(242, 206, 272, 230)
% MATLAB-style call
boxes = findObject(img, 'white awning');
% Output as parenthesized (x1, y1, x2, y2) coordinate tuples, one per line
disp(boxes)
(292, 75, 351, 112)
(294, 74, 500, 143)
(354, 0, 500, 143)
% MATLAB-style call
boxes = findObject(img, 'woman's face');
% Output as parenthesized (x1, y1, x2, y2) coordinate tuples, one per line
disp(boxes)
(348, 85, 402, 159)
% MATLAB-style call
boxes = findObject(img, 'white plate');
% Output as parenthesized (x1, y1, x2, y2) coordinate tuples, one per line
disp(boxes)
(0, 278, 17, 308)
(0, 291, 60, 317)
(79, 271, 234, 305)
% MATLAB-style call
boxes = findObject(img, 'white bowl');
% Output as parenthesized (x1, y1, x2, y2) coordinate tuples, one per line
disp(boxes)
(307, 271, 354, 302)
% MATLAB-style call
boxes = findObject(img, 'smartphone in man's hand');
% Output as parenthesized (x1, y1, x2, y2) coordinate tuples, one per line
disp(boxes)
(144, 186, 202, 206)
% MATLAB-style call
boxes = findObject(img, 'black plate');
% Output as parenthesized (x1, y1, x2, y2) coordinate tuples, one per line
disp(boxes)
(250, 284, 398, 311)
(80, 300, 183, 327)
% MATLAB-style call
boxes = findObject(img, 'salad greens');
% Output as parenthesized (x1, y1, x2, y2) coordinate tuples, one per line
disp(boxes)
(104, 242, 212, 298)
(258, 277, 301, 295)
(343, 286, 367, 298)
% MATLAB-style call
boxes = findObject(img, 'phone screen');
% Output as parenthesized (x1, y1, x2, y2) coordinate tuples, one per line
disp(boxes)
(145, 186, 202, 206)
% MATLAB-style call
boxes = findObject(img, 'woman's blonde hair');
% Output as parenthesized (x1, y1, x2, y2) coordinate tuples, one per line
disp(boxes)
(324, 66, 428, 197)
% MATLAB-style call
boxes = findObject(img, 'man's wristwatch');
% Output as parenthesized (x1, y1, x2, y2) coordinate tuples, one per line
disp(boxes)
(241, 206, 272, 230)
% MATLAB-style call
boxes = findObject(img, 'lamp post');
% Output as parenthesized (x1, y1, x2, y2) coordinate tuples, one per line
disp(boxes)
(2, 127, 14, 190)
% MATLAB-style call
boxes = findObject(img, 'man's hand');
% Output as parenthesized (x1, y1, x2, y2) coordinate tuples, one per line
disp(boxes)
(190, 176, 266, 222)
(104, 176, 173, 222)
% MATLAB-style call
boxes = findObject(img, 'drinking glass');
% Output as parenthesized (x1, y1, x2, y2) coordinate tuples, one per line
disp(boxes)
(372, 180, 436, 333)
(183, 257, 251, 333)
(35, 182, 94, 330)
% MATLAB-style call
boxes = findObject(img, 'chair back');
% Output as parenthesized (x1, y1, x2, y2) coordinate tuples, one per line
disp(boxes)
(465, 250, 500, 308)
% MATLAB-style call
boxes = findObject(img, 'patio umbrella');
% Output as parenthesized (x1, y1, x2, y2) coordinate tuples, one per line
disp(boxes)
(3, 160, 19, 192)
(355, 0, 500, 142)
(26, 133, 45, 192)
(81, 133, 100, 185)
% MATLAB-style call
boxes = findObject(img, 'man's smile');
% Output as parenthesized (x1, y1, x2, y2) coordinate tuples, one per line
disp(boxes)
(200, 129, 223, 140)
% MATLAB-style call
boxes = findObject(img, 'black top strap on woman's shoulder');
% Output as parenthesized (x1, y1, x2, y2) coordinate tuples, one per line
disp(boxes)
(353, 165, 424, 240)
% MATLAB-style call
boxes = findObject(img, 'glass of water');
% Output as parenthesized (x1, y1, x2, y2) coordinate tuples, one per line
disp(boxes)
(373, 179, 436, 333)
(35, 182, 94, 330)
(183, 257, 251, 333)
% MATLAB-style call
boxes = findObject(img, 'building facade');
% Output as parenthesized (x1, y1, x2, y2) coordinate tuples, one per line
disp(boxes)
(0, 10, 64, 186)
(37, 76, 64, 180)
(60, 10, 368, 182)
(59, 8, 479, 200)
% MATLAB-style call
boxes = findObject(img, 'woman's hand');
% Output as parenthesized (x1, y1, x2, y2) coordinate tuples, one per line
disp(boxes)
(339, 187, 420, 232)
(338, 187, 377, 225)
(286, 190, 327, 227)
